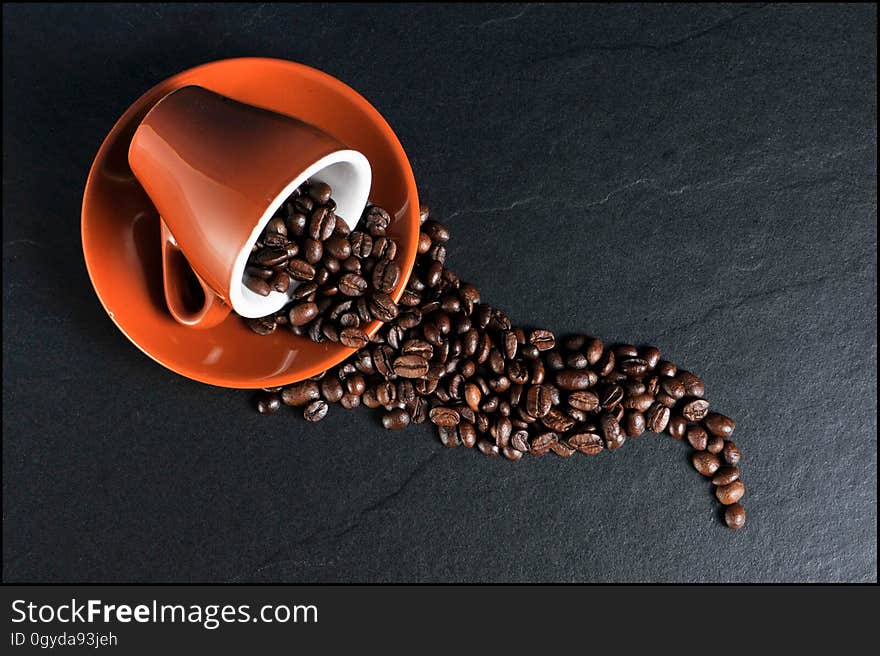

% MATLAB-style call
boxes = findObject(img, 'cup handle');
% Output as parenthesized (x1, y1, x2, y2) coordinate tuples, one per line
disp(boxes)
(160, 219, 231, 329)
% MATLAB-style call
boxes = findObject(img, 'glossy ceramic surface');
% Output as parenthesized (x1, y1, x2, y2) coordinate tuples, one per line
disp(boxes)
(82, 58, 419, 388)
(129, 86, 371, 327)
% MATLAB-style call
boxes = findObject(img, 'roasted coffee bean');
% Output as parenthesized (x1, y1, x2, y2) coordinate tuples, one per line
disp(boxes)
(365, 205, 391, 234)
(555, 370, 595, 391)
(724, 503, 746, 530)
(661, 377, 686, 400)
(287, 258, 316, 281)
(584, 337, 603, 365)
(667, 415, 687, 440)
(477, 439, 499, 456)
(601, 413, 624, 450)
(619, 357, 649, 377)
(623, 393, 654, 412)
(692, 451, 721, 477)
(308, 181, 332, 204)
(321, 377, 344, 403)
(382, 408, 411, 430)
(302, 238, 323, 264)
(645, 403, 671, 433)
(568, 390, 599, 412)
(568, 432, 604, 455)
(293, 195, 313, 214)
(510, 430, 530, 453)
(282, 381, 320, 406)
(459, 422, 477, 448)
(269, 271, 290, 293)
(245, 276, 273, 296)
(246, 265, 274, 280)
(394, 354, 430, 378)
(682, 398, 710, 422)
(289, 302, 319, 326)
(706, 435, 724, 454)
(703, 413, 736, 438)
(246, 316, 277, 335)
(369, 292, 399, 322)
(677, 371, 705, 397)
(256, 392, 282, 414)
(373, 259, 401, 293)
(340, 327, 369, 349)
(686, 425, 709, 451)
(549, 441, 575, 458)
(303, 399, 329, 422)
(639, 346, 661, 370)
(339, 273, 368, 296)
(529, 329, 556, 351)
(254, 247, 290, 267)
(530, 432, 558, 455)
(722, 441, 741, 465)
(595, 349, 615, 377)
(656, 360, 677, 377)
(284, 212, 308, 237)
(430, 406, 460, 427)
(599, 385, 624, 410)
(541, 408, 575, 433)
(716, 480, 745, 505)
(526, 385, 553, 418)
(623, 410, 646, 437)
(308, 206, 336, 241)
(340, 393, 361, 409)
(712, 466, 740, 486)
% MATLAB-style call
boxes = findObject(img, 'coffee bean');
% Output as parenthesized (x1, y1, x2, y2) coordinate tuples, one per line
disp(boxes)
(622, 393, 654, 412)
(568, 432, 604, 455)
(599, 385, 624, 410)
(715, 480, 745, 505)
(667, 415, 687, 439)
(568, 390, 599, 412)
(382, 408, 411, 430)
(555, 370, 595, 391)
(369, 293, 399, 322)
(703, 412, 735, 438)
(308, 181, 332, 204)
(340, 393, 361, 409)
(477, 438, 499, 456)
(706, 435, 724, 454)
(430, 406, 460, 427)
(321, 377, 344, 403)
(287, 258, 316, 281)
(288, 302, 318, 326)
(373, 259, 401, 293)
(682, 398, 710, 422)
(246, 265, 274, 280)
(282, 381, 320, 406)
(645, 403, 671, 433)
(529, 329, 556, 351)
(724, 503, 746, 530)
(661, 377, 685, 400)
(394, 354, 430, 378)
(601, 413, 624, 450)
(339, 273, 368, 296)
(511, 430, 530, 453)
(339, 327, 369, 349)
(677, 371, 705, 397)
(711, 466, 740, 486)
(245, 276, 273, 296)
(371, 236, 397, 261)
(246, 316, 276, 335)
(526, 385, 553, 418)
(686, 425, 708, 451)
(692, 451, 720, 477)
(549, 441, 575, 457)
(256, 392, 282, 414)
(640, 346, 661, 370)
(656, 360, 677, 377)
(541, 408, 575, 433)
(530, 432, 558, 455)
(303, 399, 329, 422)
(459, 422, 477, 448)
(619, 357, 649, 377)
(722, 441, 741, 465)
(621, 410, 645, 437)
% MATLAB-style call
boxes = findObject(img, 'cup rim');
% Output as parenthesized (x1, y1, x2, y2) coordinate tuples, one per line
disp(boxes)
(228, 148, 372, 318)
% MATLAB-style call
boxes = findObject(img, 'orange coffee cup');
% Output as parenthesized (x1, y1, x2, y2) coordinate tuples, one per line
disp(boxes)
(128, 85, 371, 328)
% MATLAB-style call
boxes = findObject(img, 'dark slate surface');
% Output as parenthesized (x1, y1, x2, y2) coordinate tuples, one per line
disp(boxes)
(3, 3, 876, 583)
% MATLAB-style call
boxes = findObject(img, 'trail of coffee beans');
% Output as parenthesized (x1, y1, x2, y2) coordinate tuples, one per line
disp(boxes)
(244, 181, 746, 530)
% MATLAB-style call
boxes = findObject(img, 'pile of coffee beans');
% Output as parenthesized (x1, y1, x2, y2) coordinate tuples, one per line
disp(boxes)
(244, 181, 746, 530)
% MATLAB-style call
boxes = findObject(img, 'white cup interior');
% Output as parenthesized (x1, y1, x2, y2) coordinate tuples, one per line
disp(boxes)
(228, 149, 372, 318)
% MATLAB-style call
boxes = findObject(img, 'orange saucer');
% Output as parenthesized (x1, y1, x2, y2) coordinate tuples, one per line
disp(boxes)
(81, 58, 419, 388)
